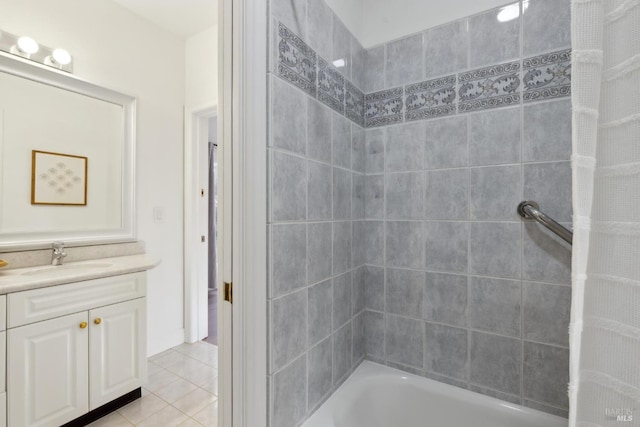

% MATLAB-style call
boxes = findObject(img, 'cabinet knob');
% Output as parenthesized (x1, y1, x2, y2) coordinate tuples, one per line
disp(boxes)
(94, 318, 102, 325)
(79, 322, 88, 329)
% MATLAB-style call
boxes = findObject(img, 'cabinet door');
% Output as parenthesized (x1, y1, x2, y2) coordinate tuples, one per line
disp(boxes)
(89, 298, 146, 410)
(8, 312, 89, 427)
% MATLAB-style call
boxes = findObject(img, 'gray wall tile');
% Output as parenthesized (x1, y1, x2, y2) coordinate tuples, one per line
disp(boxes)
(386, 268, 426, 318)
(468, 385, 522, 405)
(352, 312, 365, 362)
(424, 20, 468, 79)
(271, 289, 307, 371)
(523, 222, 572, 284)
(352, 267, 365, 315)
(271, 224, 307, 297)
(333, 168, 352, 220)
(332, 18, 352, 80)
(352, 221, 366, 268)
(469, 222, 521, 279)
(272, 151, 307, 221)
(423, 371, 468, 389)
(523, 282, 571, 347)
(308, 222, 332, 285)
(365, 266, 385, 311)
(307, 98, 332, 164)
(272, 354, 307, 427)
(468, 8, 520, 68)
(272, 0, 306, 36)
(468, 276, 522, 337)
(424, 272, 467, 327)
(425, 221, 468, 273)
(424, 323, 468, 380)
(271, 76, 307, 155)
(365, 128, 385, 173)
(523, 100, 572, 162)
(363, 221, 384, 265)
(364, 175, 384, 219)
(365, 310, 385, 358)
(352, 127, 366, 173)
(386, 33, 424, 87)
(333, 113, 352, 169)
(425, 169, 469, 220)
(333, 221, 352, 274)
(523, 342, 570, 408)
(308, 279, 333, 346)
(333, 322, 353, 383)
(523, 400, 569, 418)
(523, 162, 572, 223)
(470, 165, 522, 220)
(386, 122, 425, 172)
(470, 331, 522, 395)
(386, 221, 425, 269)
(469, 107, 521, 166)
(351, 37, 366, 91)
(306, 0, 332, 60)
(523, 0, 571, 56)
(425, 116, 468, 169)
(352, 174, 365, 220)
(307, 337, 333, 410)
(386, 172, 425, 219)
(364, 45, 385, 93)
(333, 272, 352, 329)
(308, 161, 332, 220)
(386, 314, 424, 368)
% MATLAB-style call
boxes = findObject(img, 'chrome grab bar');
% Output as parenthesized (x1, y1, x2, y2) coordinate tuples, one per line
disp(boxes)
(517, 201, 573, 245)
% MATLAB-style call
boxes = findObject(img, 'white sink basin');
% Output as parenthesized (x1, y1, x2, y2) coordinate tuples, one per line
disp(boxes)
(22, 263, 113, 276)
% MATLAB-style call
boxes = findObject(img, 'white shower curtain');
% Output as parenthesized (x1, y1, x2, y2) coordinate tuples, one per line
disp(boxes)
(569, 0, 640, 425)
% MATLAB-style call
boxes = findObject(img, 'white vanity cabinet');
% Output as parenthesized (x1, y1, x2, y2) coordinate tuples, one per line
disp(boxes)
(5, 272, 147, 427)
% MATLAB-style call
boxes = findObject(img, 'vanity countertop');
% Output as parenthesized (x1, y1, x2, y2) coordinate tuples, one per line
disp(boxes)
(0, 254, 160, 294)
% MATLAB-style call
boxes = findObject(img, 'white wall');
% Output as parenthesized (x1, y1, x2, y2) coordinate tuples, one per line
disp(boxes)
(0, 0, 186, 355)
(325, 0, 515, 47)
(186, 26, 219, 109)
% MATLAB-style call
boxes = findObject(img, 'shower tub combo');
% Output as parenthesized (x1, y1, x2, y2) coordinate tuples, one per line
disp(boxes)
(303, 362, 567, 427)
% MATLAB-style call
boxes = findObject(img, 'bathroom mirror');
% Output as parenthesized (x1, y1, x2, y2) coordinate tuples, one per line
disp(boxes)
(0, 52, 136, 251)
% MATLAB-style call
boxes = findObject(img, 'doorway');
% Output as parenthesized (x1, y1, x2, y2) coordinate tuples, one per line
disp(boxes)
(204, 117, 218, 346)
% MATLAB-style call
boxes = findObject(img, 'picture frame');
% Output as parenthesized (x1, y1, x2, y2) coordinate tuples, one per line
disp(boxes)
(31, 150, 88, 206)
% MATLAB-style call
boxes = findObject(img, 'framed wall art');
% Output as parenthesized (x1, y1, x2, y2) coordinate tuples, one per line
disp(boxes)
(31, 150, 88, 206)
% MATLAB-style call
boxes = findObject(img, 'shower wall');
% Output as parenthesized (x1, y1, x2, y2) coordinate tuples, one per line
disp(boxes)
(267, 1, 367, 426)
(267, 0, 574, 425)
(361, 0, 573, 418)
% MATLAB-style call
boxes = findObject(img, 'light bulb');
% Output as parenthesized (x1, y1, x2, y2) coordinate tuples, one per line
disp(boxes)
(52, 48, 71, 65)
(16, 36, 39, 54)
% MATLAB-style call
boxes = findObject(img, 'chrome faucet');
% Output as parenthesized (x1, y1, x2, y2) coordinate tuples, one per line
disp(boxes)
(51, 241, 67, 266)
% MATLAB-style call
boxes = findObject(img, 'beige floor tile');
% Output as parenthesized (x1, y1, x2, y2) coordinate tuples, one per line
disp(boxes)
(193, 401, 218, 427)
(145, 366, 181, 392)
(155, 377, 199, 403)
(87, 412, 133, 427)
(151, 351, 193, 370)
(175, 343, 218, 367)
(118, 393, 168, 424)
(181, 365, 218, 392)
(178, 418, 205, 427)
(173, 388, 217, 417)
(137, 405, 189, 427)
(165, 358, 209, 377)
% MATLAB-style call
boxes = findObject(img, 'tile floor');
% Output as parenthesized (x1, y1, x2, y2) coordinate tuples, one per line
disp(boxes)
(89, 341, 219, 427)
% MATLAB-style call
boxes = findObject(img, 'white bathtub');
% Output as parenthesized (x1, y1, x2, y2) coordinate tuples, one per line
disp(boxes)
(302, 361, 567, 427)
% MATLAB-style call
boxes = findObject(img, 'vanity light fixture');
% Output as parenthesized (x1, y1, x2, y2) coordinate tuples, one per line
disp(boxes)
(0, 29, 73, 73)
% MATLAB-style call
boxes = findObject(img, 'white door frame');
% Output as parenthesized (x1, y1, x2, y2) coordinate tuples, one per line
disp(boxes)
(221, 0, 268, 425)
(184, 104, 217, 344)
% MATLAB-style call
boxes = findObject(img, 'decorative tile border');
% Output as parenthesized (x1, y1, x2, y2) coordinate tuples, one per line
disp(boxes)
(458, 61, 521, 113)
(277, 23, 317, 97)
(365, 88, 404, 128)
(523, 49, 571, 102)
(345, 81, 365, 126)
(405, 75, 457, 121)
(275, 22, 571, 129)
(318, 58, 345, 114)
